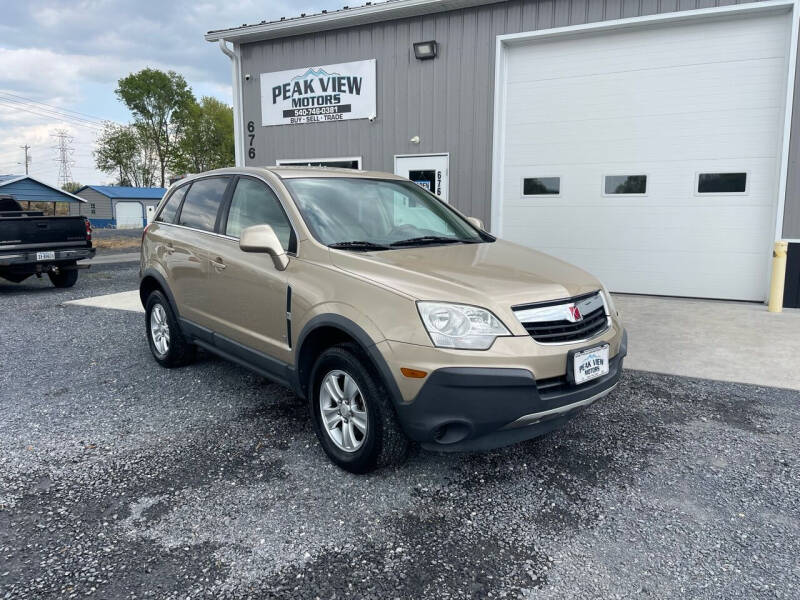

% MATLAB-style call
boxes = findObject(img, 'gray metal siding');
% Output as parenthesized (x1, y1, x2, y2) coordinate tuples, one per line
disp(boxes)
(74, 189, 113, 219)
(784, 31, 800, 239)
(239, 0, 790, 231)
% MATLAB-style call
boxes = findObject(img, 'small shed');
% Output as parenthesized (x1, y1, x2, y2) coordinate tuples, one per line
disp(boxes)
(0, 174, 86, 212)
(71, 185, 167, 229)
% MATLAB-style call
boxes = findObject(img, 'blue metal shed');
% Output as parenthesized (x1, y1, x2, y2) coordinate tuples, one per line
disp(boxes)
(0, 175, 86, 208)
(71, 185, 167, 229)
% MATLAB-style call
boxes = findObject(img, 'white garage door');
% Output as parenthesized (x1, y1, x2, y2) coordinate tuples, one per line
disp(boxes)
(497, 10, 791, 301)
(115, 201, 143, 229)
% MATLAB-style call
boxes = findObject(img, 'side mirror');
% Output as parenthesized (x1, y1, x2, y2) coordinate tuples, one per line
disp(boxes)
(466, 216, 484, 230)
(239, 224, 289, 271)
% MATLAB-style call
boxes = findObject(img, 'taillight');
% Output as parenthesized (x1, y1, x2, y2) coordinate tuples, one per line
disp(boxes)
(84, 218, 92, 241)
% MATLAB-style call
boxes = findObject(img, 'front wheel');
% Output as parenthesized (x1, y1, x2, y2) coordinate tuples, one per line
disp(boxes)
(145, 290, 196, 368)
(310, 343, 410, 473)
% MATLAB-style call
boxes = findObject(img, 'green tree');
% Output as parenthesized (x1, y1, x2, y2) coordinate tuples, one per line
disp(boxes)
(171, 96, 235, 174)
(115, 68, 194, 187)
(94, 122, 157, 187)
(61, 181, 82, 194)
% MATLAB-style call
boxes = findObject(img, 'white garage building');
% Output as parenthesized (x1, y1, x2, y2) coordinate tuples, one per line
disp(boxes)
(71, 185, 167, 229)
(206, 0, 800, 306)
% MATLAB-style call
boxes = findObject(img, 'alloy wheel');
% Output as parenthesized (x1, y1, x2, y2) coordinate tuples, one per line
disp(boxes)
(319, 370, 368, 452)
(150, 304, 170, 355)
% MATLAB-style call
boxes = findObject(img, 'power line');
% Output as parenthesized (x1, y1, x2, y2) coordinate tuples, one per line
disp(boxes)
(0, 90, 109, 123)
(0, 100, 104, 132)
(0, 96, 105, 129)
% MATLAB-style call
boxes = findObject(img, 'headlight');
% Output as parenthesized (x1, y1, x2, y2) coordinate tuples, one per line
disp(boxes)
(417, 302, 510, 350)
(600, 284, 617, 316)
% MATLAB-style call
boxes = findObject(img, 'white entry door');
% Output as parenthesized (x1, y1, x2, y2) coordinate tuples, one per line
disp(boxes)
(495, 10, 791, 301)
(115, 201, 143, 229)
(394, 153, 449, 203)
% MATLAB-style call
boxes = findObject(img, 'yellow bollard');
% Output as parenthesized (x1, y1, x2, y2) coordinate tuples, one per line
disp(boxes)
(768, 241, 789, 313)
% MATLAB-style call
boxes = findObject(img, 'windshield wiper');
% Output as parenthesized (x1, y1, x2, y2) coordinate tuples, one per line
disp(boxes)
(328, 241, 391, 251)
(389, 236, 475, 247)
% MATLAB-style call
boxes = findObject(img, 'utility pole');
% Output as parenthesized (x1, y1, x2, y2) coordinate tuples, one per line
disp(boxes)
(51, 129, 74, 189)
(19, 144, 31, 175)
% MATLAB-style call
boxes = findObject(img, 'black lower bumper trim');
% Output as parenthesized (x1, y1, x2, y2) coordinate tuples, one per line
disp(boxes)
(397, 330, 627, 451)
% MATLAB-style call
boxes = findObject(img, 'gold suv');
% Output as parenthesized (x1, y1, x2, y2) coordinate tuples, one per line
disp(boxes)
(140, 167, 626, 472)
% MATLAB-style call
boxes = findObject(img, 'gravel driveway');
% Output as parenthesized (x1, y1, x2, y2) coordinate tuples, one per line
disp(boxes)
(1, 264, 798, 599)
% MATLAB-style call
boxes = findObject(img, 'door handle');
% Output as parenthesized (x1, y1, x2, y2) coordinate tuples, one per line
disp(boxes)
(211, 257, 226, 270)
(165, 242, 174, 255)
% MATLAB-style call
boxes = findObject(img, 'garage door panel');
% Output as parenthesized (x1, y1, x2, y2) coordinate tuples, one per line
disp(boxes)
(505, 61, 786, 125)
(523, 246, 769, 300)
(506, 17, 788, 82)
(498, 11, 789, 300)
(502, 107, 782, 152)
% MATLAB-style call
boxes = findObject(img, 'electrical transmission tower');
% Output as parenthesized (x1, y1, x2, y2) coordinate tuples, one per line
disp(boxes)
(51, 129, 75, 187)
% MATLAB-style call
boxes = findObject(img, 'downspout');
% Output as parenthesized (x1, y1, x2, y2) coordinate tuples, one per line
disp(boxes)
(218, 38, 245, 167)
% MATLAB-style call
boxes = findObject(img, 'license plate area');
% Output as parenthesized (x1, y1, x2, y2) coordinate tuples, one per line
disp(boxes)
(36, 251, 55, 261)
(568, 343, 610, 386)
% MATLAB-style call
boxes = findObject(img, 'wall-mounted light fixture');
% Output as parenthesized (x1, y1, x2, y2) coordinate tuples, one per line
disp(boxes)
(413, 40, 438, 60)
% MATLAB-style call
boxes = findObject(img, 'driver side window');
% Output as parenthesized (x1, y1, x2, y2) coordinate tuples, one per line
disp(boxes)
(225, 178, 292, 250)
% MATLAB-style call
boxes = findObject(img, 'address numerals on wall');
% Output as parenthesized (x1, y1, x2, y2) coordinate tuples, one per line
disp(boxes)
(247, 120, 256, 160)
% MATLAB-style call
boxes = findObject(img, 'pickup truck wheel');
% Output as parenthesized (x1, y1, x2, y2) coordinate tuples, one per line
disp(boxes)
(48, 266, 78, 288)
(145, 290, 196, 367)
(310, 343, 410, 473)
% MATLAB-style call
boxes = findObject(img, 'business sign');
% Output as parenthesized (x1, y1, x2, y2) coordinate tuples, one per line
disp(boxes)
(260, 59, 376, 127)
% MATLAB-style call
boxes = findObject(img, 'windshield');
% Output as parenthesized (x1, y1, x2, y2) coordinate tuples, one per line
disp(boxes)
(283, 177, 485, 249)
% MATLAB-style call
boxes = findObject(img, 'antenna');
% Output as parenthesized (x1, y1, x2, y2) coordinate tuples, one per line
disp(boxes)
(51, 129, 75, 187)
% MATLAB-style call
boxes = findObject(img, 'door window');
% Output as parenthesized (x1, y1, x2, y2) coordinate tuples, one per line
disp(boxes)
(225, 178, 292, 250)
(177, 177, 229, 232)
(156, 184, 188, 224)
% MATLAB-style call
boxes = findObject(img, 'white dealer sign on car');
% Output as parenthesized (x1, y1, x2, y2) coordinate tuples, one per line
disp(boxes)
(260, 59, 376, 127)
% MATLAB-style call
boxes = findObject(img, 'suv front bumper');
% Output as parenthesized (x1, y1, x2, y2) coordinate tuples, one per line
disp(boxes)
(392, 329, 627, 451)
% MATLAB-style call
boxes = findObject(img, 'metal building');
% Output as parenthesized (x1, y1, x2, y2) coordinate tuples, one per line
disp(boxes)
(70, 186, 167, 229)
(206, 0, 800, 305)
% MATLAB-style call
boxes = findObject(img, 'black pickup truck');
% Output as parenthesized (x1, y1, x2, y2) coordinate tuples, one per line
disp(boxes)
(0, 195, 95, 288)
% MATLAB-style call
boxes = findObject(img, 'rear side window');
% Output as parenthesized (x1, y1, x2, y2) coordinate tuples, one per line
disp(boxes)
(225, 178, 292, 250)
(177, 177, 229, 232)
(156, 185, 188, 224)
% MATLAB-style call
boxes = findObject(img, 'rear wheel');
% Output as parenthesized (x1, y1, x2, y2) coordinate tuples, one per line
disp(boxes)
(48, 266, 78, 288)
(310, 343, 410, 473)
(145, 290, 196, 367)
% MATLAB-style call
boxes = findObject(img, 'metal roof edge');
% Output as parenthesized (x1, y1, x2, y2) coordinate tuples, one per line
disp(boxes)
(205, 0, 505, 44)
(0, 175, 86, 202)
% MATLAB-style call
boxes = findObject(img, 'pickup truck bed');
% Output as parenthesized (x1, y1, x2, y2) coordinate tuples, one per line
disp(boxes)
(0, 196, 95, 287)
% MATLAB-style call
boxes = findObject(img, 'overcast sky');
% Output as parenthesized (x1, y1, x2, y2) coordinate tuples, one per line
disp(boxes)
(0, 0, 341, 187)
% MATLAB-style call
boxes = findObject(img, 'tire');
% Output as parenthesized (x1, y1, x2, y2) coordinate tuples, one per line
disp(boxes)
(309, 343, 410, 473)
(144, 290, 196, 368)
(48, 266, 78, 288)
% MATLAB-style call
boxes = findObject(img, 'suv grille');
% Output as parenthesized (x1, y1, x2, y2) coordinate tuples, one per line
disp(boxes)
(513, 291, 608, 344)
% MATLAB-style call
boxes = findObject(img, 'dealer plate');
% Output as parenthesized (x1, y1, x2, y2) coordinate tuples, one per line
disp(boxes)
(573, 344, 609, 385)
(36, 251, 55, 261)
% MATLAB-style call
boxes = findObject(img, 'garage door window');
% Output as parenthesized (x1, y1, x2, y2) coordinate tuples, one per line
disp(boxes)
(697, 173, 747, 194)
(604, 175, 647, 195)
(177, 177, 230, 232)
(523, 177, 560, 196)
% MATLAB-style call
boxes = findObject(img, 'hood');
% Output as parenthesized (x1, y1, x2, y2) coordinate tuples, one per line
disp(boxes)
(330, 239, 601, 308)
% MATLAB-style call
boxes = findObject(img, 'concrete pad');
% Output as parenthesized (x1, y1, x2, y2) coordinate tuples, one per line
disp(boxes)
(615, 294, 800, 390)
(64, 290, 143, 313)
(82, 252, 140, 265)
